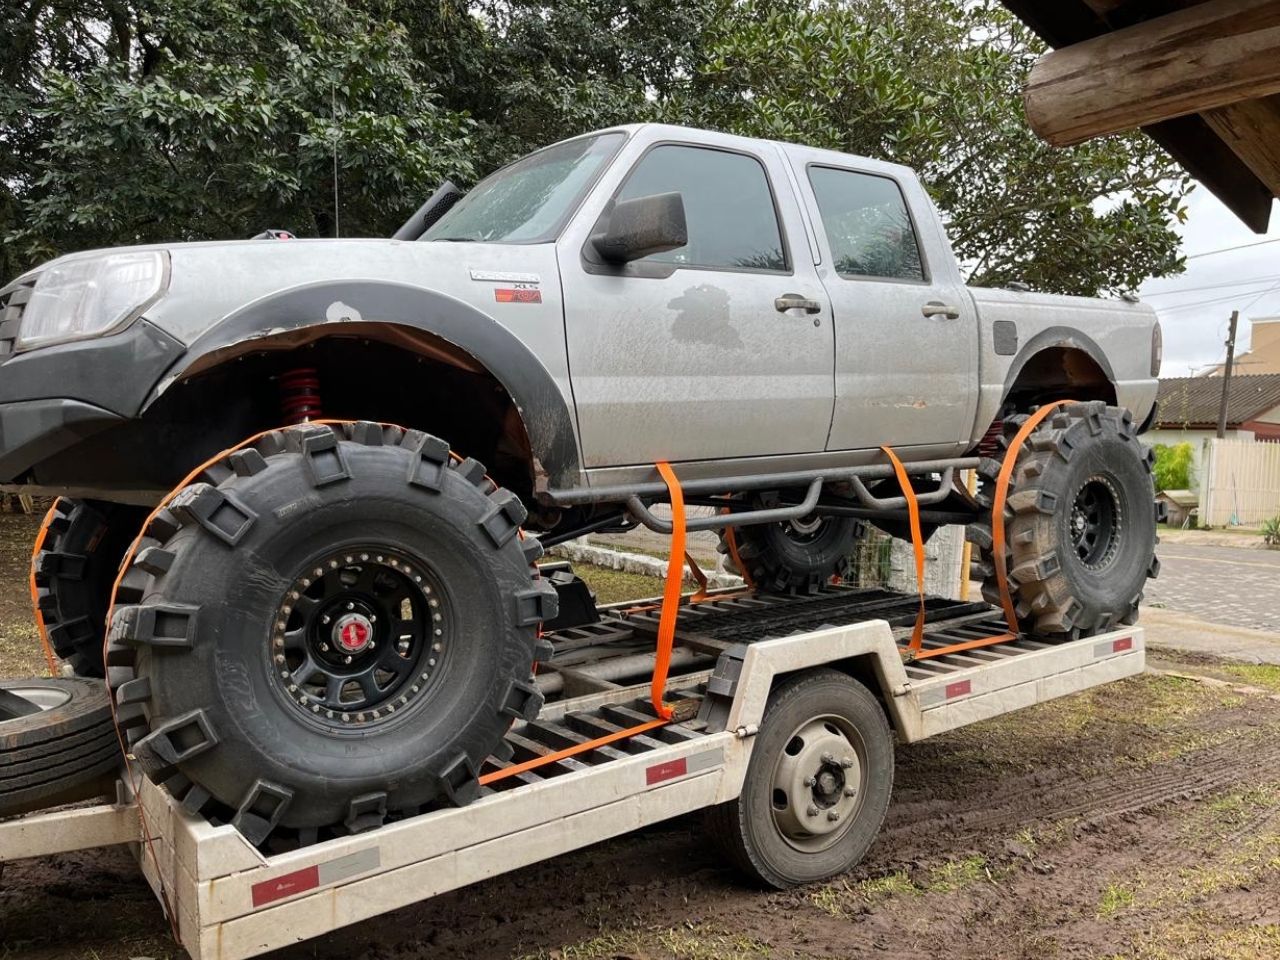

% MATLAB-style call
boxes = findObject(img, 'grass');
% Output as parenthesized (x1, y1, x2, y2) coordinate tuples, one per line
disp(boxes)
(809, 871, 918, 916)
(1098, 882, 1137, 917)
(568, 562, 663, 606)
(1214, 663, 1280, 694)
(925, 854, 989, 892)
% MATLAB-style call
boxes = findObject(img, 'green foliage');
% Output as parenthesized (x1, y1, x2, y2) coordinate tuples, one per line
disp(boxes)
(1263, 516, 1280, 548)
(1152, 442, 1194, 492)
(669, 0, 1190, 296)
(3, 0, 1190, 298)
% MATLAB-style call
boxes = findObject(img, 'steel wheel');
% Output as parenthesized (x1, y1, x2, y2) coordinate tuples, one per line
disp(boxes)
(1069, 476, 1123, 570)
(770, 715, 866, 853)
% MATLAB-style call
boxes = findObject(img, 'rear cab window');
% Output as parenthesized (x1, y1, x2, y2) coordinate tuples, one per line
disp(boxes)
(807, 166, 925, 282)
(614, 144, 788, 273)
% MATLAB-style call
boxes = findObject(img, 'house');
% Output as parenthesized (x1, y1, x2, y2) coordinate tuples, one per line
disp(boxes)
(1199, 318, 1280, 377)
(1155, 489, 1198, 528)
(1147, 373, 1280, 484)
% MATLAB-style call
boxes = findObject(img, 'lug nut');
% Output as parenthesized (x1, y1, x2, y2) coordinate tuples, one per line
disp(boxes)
(827, 811, 840, 822)
(840, 756, 855, 769)
(804, 776, 817, 788)
(806, 804, 819, 817)
(321, 615, 331, 625)
(368, 641, 376, 650)
(821, 752, 837, 765)
(369, 614, 377, 623)
(346, 601, 355, 610)
(320, 643, 330, 652)
(844, 786, 857, 797)
(344, 655, 353, 664)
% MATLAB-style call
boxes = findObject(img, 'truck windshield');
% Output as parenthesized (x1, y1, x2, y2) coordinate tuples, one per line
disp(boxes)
(423, 132, 625, 244)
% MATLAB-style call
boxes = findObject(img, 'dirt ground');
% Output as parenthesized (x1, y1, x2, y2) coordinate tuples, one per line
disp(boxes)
(3, 514, 1280, 960)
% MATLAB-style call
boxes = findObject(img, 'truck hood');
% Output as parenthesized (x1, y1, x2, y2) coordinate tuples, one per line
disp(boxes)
(33, 238, 560, 348)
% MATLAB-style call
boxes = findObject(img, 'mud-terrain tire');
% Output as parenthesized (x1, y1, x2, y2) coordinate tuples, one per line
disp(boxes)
(106, 422, 556, 845)
(705, 669, 893, 888)
(34, 499, 150, 677)
(1, 677, 120, 817)
(967, 402, 1158, 638)
(717, 500, 861, 594)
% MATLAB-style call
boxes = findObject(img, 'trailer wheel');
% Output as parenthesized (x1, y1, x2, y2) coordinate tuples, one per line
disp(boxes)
(0, 678, 120, 817)
(705, 669, 893, 888)
(967, 402, 1158, 638)
(107, 423, 556, 845)
(34, 499, 150, 677)
(717, 501, 861, 594)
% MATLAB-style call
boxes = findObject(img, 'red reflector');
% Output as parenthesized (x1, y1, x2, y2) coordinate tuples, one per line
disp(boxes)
(645, 757, 688, 785)
(252, 865, 320, 907)
(1113, 636, 1133, 653)
(495, 288, 542, 304)
(945, 679, 972, 700)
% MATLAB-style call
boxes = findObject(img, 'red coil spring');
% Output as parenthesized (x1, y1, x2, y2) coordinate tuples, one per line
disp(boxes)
(977, 418, 1004, 458)
(280, 367, 323, 425)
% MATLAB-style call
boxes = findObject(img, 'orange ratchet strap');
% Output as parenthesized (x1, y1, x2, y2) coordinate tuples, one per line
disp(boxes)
(887, 400, 1073, 661)
(29, 499, 63, 677)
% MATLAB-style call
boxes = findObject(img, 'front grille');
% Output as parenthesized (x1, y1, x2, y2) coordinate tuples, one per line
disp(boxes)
(0, 277, 36, 358)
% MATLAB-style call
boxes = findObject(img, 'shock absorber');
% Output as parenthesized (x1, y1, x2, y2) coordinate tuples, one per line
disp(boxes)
(280, 367, 324, 425)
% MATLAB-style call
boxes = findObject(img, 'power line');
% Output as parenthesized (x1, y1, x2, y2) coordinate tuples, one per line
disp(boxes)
(1142, 274, 1280, 297)
(1154, 289, 1279, 314)
(1184, 236, 1280, 260)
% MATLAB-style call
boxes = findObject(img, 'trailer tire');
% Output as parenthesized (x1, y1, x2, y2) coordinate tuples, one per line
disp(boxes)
(106, 422, 556, 845)
(717, 502, 861, 594)
(705, 668, 893, 888)
(967, 402, 1158, 638)
(0, 678, 120, 817)
(34, 499, 150, 677)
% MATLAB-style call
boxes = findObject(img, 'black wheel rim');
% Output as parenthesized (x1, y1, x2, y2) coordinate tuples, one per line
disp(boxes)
(271, 548, 447, 728)
(1069, 476, 1123, 570)
(784, 514, 830, 545)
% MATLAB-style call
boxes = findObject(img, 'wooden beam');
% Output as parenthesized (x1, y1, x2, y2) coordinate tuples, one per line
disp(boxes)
(1025, 0, 1280, 146)
(1202, 93, 1280, 198)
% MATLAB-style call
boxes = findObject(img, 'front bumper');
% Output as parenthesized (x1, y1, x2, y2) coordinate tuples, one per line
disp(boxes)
(0, 399, 123, 480)
(0, 319, 184, 482)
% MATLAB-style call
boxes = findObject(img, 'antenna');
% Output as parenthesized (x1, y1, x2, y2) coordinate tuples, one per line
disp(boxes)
(331, 81, 341, 238)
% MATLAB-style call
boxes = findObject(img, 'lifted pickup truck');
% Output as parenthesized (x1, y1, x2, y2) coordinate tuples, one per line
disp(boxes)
(0, 123, 1161, 846)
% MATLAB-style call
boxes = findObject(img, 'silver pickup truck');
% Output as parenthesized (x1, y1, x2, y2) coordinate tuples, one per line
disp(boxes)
(0, 123, 1161, 840)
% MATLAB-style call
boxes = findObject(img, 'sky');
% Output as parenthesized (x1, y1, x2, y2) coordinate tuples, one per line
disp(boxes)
(1137, 191, 1280, 377)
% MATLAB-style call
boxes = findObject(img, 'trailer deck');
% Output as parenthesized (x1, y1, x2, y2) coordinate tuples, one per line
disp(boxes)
(1, 582, 1145, 960)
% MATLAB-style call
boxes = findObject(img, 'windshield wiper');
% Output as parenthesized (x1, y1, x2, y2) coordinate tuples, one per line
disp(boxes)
(431, 237, 478, 242)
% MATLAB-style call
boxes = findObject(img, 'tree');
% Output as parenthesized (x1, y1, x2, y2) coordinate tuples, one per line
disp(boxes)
(671, 0, 1190, 296)
(1152, 442, 1194, 492)
(3, 0, 1191, 300)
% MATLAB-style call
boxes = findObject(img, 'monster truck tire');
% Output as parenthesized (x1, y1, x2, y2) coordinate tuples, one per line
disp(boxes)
(717, 499, 860, 594)
(1, 677, 121, 817)
(704, 669, 893, 888)
(967, 402, 1158, 638)
(34, 499, 150, 677)
(106, 422, 556, 845)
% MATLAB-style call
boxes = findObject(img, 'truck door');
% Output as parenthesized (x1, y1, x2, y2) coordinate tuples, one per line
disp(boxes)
(558, 138, 835, 469)
(788, 155, 979, 455)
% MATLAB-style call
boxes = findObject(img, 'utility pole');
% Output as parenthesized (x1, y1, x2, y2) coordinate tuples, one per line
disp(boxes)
(1216, 310, 1239, 439)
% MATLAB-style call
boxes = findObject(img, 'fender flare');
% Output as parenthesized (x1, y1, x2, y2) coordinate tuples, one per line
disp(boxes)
(145, 280, 582, 489)
(1001, 326, 1117, 400)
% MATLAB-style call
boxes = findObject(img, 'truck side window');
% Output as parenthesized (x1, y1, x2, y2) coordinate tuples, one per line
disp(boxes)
(616, 145, 787, 272)
(807, 167, 924, 282)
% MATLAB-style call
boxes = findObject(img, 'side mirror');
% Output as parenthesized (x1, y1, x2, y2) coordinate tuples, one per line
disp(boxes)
(590, 192, 687, 263)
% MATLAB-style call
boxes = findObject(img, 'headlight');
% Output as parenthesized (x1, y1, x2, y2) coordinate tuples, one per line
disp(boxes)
(17, 251, 168, 350)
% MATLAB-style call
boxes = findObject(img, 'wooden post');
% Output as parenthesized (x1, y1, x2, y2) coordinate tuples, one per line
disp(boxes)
(1025, 0, 1280, 150)
(1216, 310, 1240, 439)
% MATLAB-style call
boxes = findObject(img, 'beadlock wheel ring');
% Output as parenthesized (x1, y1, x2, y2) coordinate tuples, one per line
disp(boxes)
(1069, 475, 1124, 571)
(271, 546, 449, 729)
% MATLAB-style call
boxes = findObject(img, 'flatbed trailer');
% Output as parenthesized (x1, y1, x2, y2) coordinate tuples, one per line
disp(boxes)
(1, 581, 1145, 960)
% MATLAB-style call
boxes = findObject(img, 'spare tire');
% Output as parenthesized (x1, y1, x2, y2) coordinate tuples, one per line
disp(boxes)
(106, 422, 557, 845)
(718, 495, 862, 594)
(967, 402, 1159, 638)
(34, 499, 150, 677)
(0, 677, 121, 817)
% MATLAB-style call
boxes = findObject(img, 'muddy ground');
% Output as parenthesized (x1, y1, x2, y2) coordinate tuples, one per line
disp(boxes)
(2, 512, 1280, 960)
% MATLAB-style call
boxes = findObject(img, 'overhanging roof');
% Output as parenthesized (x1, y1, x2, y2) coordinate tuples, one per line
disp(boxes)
(1156, 373, 1280, 428)
(1001, 0, 1276, 233)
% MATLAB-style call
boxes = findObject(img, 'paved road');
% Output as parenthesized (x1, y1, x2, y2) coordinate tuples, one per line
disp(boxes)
(1145, 543, 1280, 635)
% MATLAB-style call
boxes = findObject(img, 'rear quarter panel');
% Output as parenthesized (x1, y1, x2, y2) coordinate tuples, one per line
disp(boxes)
(968, 286, 1158, 438)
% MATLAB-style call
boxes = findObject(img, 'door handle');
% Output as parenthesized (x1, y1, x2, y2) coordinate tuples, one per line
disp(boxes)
(775, 294, 822, 315)
(922, 301, 961, 320)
